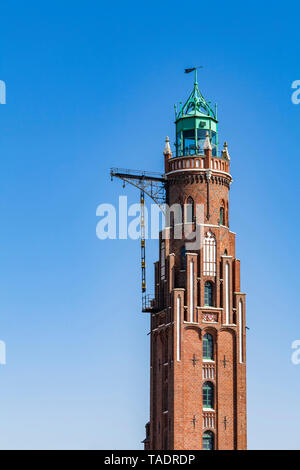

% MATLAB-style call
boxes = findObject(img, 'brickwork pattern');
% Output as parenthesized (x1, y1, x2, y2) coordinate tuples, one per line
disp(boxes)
(147, 147, 247, 450)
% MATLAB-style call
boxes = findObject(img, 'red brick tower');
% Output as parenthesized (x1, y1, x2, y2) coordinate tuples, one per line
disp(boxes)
(144, 74, 247, 450)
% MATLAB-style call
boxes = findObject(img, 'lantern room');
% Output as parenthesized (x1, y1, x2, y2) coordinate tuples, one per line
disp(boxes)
(174, 71, 218, 157)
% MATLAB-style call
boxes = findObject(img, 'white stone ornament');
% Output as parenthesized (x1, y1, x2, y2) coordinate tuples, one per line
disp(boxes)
(163, 136, 172, 156)
(203, 131, 212, 150)
(222, 141, 230, 160)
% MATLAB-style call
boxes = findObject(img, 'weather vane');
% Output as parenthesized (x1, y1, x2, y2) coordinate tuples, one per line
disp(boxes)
(184, 66, 203, 84)
(184, 65, 203, 74)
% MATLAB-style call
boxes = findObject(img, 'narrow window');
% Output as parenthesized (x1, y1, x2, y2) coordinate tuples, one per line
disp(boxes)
(203, 232, 216, 276)
(226, 201, 229, 225)
(203, 333, 214, 360)
(180, 246, 186, 270)
(203, 431, 214, 450)
(203, 382, 214, 409)
(160, 241, 165, 280)
(204, 282, 213, 307)
(186, 197, 194, 223)
(220, 207, 224, 225)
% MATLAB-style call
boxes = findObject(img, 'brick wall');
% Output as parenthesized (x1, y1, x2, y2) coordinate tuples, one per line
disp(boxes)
(146, 148, 247, 450)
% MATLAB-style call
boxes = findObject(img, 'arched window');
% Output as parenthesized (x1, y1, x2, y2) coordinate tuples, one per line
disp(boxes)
(203, 232, 216, 276)
(226, 201, 229, 225)
(203, 333, 214, 360)
(203, 382, 214, 409)
(204, 282, 213, 307)
(203, 431, 214, 450)
(220, 207, 224, 226)
(180, 246, 186, 270)
(186, 197, 194, 223)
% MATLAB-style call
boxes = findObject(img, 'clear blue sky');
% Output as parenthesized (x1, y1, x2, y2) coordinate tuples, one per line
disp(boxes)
(0, 0, 299, 450)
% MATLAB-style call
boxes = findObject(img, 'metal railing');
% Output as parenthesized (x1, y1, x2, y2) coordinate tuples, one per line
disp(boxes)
(111, 167, 165, 179)
(142, 294, 155, 312)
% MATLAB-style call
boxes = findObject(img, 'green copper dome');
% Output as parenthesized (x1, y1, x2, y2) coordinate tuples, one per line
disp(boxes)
(174, 70, 218, 157)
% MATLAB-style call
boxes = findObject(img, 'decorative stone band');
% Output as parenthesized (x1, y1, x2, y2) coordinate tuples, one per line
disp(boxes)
(202, 364, 215, 379)
(167, 172, 231, 188)
(203, 412, 216, 429)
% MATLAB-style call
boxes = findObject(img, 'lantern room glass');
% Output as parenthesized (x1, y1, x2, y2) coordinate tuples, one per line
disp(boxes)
(176, 129, 217, 157)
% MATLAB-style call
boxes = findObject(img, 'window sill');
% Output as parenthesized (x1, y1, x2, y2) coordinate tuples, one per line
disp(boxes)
(199, 306, 222, 311)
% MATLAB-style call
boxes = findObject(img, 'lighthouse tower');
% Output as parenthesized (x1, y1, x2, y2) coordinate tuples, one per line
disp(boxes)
(144, 75, 247, 450)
